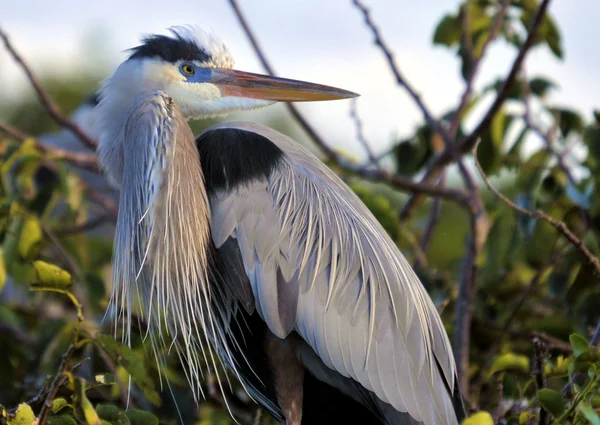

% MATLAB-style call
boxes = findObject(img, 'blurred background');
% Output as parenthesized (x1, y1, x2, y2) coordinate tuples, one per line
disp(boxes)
(2, 1, 599, 158)
(2, 1, 600, 424)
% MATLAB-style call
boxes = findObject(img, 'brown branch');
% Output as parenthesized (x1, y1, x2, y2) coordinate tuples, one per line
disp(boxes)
(454, 216, 481, 392)
(413, 173, 445, 270)
(0, 27, 97, 151)
(349, 98, 379, 167)
(401, 0, 552, 220)
(227, 0, 473, 209)
(350, 0, 451, 145)
(474, 139, 600, 277)
(0, 119, 99, 173)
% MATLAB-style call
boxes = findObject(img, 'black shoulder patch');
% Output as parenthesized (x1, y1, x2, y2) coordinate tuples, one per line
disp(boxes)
(196, 127, 285, 194)
(128, 34, 211, 64)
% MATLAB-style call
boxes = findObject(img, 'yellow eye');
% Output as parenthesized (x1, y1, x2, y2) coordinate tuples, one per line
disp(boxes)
(181, 63, 196, 76)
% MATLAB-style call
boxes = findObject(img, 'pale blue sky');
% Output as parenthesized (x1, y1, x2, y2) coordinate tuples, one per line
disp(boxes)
(1, 1, 598, 158)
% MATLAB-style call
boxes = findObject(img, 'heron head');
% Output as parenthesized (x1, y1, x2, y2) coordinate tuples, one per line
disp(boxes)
(101, 25, 358, 120)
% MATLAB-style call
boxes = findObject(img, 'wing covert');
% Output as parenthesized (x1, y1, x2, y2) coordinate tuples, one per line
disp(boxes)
(197, 122, 463, 425)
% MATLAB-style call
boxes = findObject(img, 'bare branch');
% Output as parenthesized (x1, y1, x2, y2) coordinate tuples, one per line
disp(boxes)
(349, 98, 379, 167)
(401, 0, 552, 220)
(450, 0, 511, 138)
(414, 173, 445, 270)
(350, 0, 451, 145)
(454, 216, 481, 392)
(0, 119, 99, 172)
(0, 27, 97, 151)
(227, 0, 473, 209)
(474, 139, 600, 276)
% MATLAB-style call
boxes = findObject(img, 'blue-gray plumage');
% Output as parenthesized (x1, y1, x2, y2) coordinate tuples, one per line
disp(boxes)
(95, 25, 465, 425)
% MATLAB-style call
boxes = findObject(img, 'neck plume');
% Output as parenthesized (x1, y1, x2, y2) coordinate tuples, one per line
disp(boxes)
(106, 90, 218, 400)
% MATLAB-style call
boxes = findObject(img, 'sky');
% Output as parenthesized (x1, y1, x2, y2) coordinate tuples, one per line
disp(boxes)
(1, 0, 599, 159)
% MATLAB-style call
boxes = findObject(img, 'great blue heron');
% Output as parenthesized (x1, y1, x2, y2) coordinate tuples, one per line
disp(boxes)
(95, 25, 465, 425)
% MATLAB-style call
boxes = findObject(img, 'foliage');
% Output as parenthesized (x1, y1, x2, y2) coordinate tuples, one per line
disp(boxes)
(1, 0, 600, 424)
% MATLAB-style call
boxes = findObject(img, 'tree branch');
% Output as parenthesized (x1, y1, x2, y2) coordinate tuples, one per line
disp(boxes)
(350, 0, 451, 145)
(400, 0, 552, 220)
(0, 119, 100, 173)
(349, 98, 379, 167)
(227, 0, 473, 209)
(473, 139, 600, 276)
(0, 27, 97, 151)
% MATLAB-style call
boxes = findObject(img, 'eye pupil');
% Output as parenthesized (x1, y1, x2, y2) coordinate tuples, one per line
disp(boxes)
(182, 64, 195, 75)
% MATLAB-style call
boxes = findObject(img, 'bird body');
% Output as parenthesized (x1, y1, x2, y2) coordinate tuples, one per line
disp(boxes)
(96, 25, 465, 425)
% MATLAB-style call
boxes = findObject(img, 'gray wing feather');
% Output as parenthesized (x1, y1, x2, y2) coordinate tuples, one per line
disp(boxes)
(206, 122, 459, 425)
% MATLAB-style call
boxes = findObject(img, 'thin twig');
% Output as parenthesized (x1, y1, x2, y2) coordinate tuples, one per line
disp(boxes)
(401, 0, 552, 220)
(227, 0, 473, 210)
(350, 0, 450, 145)
(474, 139, 600, 277)
(533, 338, 549, 425)
(0, 119, 99, 173)
(38, 343, 78, 425)
(450, 0, 511, 138)
(0, 28, 97, 151)
(414, 173, 446, 270)
(454, 217, 480, 392)
(349, 98, 379, 167)
(53, 215, 110, 235)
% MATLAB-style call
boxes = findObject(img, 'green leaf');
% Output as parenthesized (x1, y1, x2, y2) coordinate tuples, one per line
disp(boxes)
(80, 381, 102, 425)
(570, 333, 590, 357)
(579, 403, 600, 425)
(32, 260, 72, 289)
(47, 416, 78, 425)
(51, 398, 70, 414)
(96, 335, 162, 406)
(489, 352, 530, 375)
(124, 410, 158, 425)
(7, 403, 35, 425)
(537, 388, 565, 418)
(433, 14, 462, 47)
(529, 77, 557, 97)
(550, 107, 585, 137)
(461, 411, 494, 425)
(96, 404, 130, 425)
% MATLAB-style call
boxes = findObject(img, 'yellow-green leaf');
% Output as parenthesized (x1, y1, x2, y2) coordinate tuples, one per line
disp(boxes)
(570, 333, 590, 357)
(51, 397, 70, 414)
(18, 215, 42, 259)
(32, 260, 72, 289)
(537, 388, 565, 418)
(7, 403, 35, 425)
(489, 352, 530, 375)
(579, 403, 600, 425)
(81, 383, 101, 425)
(461, 411, 493, 425)
(0, 248, 6, 293)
